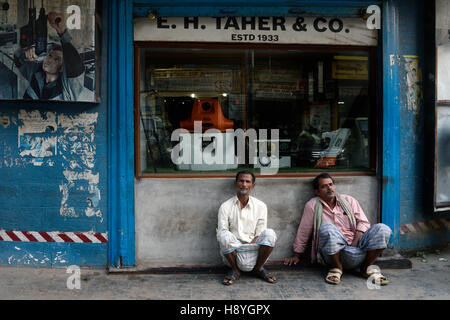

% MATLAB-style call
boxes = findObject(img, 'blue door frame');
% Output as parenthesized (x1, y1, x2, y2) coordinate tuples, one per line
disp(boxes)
(107, 0, 397, 268)
(108, 0, 135, 267)
(381, 0, 401, 250)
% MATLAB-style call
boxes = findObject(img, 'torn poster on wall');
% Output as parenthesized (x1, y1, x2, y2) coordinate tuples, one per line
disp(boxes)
(18, 110, 57, 165)
(60, 169, 101, 220)
(58, 112, 101, 220)
(15, 109, 102, 220)
(403, 55, 422, 114)
(0, 0, 98, 102)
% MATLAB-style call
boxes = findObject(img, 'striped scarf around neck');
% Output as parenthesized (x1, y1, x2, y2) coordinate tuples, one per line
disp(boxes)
(313, 193, 356, 264)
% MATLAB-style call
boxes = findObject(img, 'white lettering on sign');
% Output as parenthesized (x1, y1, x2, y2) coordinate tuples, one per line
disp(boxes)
(134, 16, 378, 46)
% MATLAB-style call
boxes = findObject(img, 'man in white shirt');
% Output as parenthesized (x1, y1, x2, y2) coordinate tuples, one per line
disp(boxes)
(217, 171, 277, 285)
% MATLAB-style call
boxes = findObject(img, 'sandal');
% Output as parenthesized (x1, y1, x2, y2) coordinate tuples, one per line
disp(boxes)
(325, 268, 342, 285)
(362, 265, 389, 286)
(253, 268, 277, 284)
(222, 269, 240, 286)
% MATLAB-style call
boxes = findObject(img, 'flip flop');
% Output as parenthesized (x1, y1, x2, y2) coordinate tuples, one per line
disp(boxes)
(253, 268, 277, 284)
(223, 269, 240, 286)
(325, 268, 342, 285)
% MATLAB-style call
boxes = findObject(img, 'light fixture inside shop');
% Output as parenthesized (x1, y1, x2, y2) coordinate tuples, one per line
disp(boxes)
(191, 93, 196, 98)
(222, 93, 228, 97)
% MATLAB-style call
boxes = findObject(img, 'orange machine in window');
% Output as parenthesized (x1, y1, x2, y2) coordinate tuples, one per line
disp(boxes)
(180, 99, 234, 132)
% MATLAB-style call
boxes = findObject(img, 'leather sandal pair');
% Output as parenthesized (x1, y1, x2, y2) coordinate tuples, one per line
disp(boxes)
(325, 265, 389, 285)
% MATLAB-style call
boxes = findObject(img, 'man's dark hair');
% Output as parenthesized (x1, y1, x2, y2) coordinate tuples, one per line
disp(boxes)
(235, 170, 256, 184)
(313, 173, 334, 190)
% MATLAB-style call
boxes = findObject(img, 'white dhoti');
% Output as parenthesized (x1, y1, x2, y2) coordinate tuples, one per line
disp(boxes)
(217, 229, 277, 272)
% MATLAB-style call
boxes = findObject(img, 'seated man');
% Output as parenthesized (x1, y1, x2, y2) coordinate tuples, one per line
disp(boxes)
(284, 173, 392, 285)
(217, 170, 277, 285)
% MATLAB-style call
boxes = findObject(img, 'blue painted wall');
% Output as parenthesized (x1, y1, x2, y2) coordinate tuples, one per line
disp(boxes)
(0, 1, 108, 267)
(133, 0, 381, 17)
(395, 0, 450, 250)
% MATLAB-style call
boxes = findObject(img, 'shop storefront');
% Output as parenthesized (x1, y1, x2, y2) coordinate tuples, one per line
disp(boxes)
(108, 0, 448, 269)
(129, 1, 383, 269)
(0, 0, 448, 269)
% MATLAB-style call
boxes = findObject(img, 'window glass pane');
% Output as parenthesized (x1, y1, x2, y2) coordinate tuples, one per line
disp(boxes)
(137, 46, 373, 175)
(436, 105, 450, 207)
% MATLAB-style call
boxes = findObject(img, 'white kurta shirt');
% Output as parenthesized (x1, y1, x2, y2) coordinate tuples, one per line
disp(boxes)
(217, 196, 268, 244)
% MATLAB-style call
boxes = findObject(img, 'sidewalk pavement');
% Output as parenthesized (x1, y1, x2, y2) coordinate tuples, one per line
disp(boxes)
(0, 246, 448, 300)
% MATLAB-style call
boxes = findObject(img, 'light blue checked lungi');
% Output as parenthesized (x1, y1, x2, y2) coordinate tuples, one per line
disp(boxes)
(318, 222, 392, 270)
(217, 229, 277, 272)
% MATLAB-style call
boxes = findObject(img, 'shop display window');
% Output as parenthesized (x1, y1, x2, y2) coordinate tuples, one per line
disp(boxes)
(135, 44, 376, 176)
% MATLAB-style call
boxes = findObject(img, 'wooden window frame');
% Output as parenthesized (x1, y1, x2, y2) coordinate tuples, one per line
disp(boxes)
(134, 41, 378, 179)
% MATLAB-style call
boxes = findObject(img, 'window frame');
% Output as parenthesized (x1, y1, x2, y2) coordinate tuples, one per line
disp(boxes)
(428, 0, 450, 212)
(133, 41, 378, 178)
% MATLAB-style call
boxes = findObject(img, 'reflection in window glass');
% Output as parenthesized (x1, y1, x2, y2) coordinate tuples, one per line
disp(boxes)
(137, 47, 373, 174)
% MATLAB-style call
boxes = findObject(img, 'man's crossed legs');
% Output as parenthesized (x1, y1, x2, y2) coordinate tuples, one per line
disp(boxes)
(318, 222, 392, 285)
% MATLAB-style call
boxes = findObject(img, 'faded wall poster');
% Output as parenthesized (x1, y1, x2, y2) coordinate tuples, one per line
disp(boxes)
(0, 0, 97, 102)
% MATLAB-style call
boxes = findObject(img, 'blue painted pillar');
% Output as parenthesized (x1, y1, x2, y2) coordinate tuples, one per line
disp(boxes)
(107, 0, 135, 267)
(381, 0, 401, 249)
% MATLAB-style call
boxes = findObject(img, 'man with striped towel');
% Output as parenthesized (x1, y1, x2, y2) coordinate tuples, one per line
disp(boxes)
(284, 173, 392, 285)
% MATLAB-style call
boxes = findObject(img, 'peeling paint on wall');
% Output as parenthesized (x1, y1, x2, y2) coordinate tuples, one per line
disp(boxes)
(1, 115, 10, 128)
(390, 54, 400, 66)
(19, 136, 57, 158)
(1, 142, 13, 168)
(58, 113, 98, 133)
(58, 113, 98, 169)
(7, 246, 51, 265)
(17, 110, 58, 166)
(60, 170, 102, 220)
(403, 55, 422, 114)
(58, 112, 101, 221)
(8, 110, 102, 221)
(18, 110, 57, 135)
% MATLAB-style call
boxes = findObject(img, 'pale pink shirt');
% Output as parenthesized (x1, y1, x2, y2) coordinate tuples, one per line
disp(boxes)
(293, 195, 371, 262)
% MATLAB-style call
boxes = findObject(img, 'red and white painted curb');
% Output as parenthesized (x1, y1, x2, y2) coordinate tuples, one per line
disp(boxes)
(400, 218, 450, 235)
(0, 230, 107, 243)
